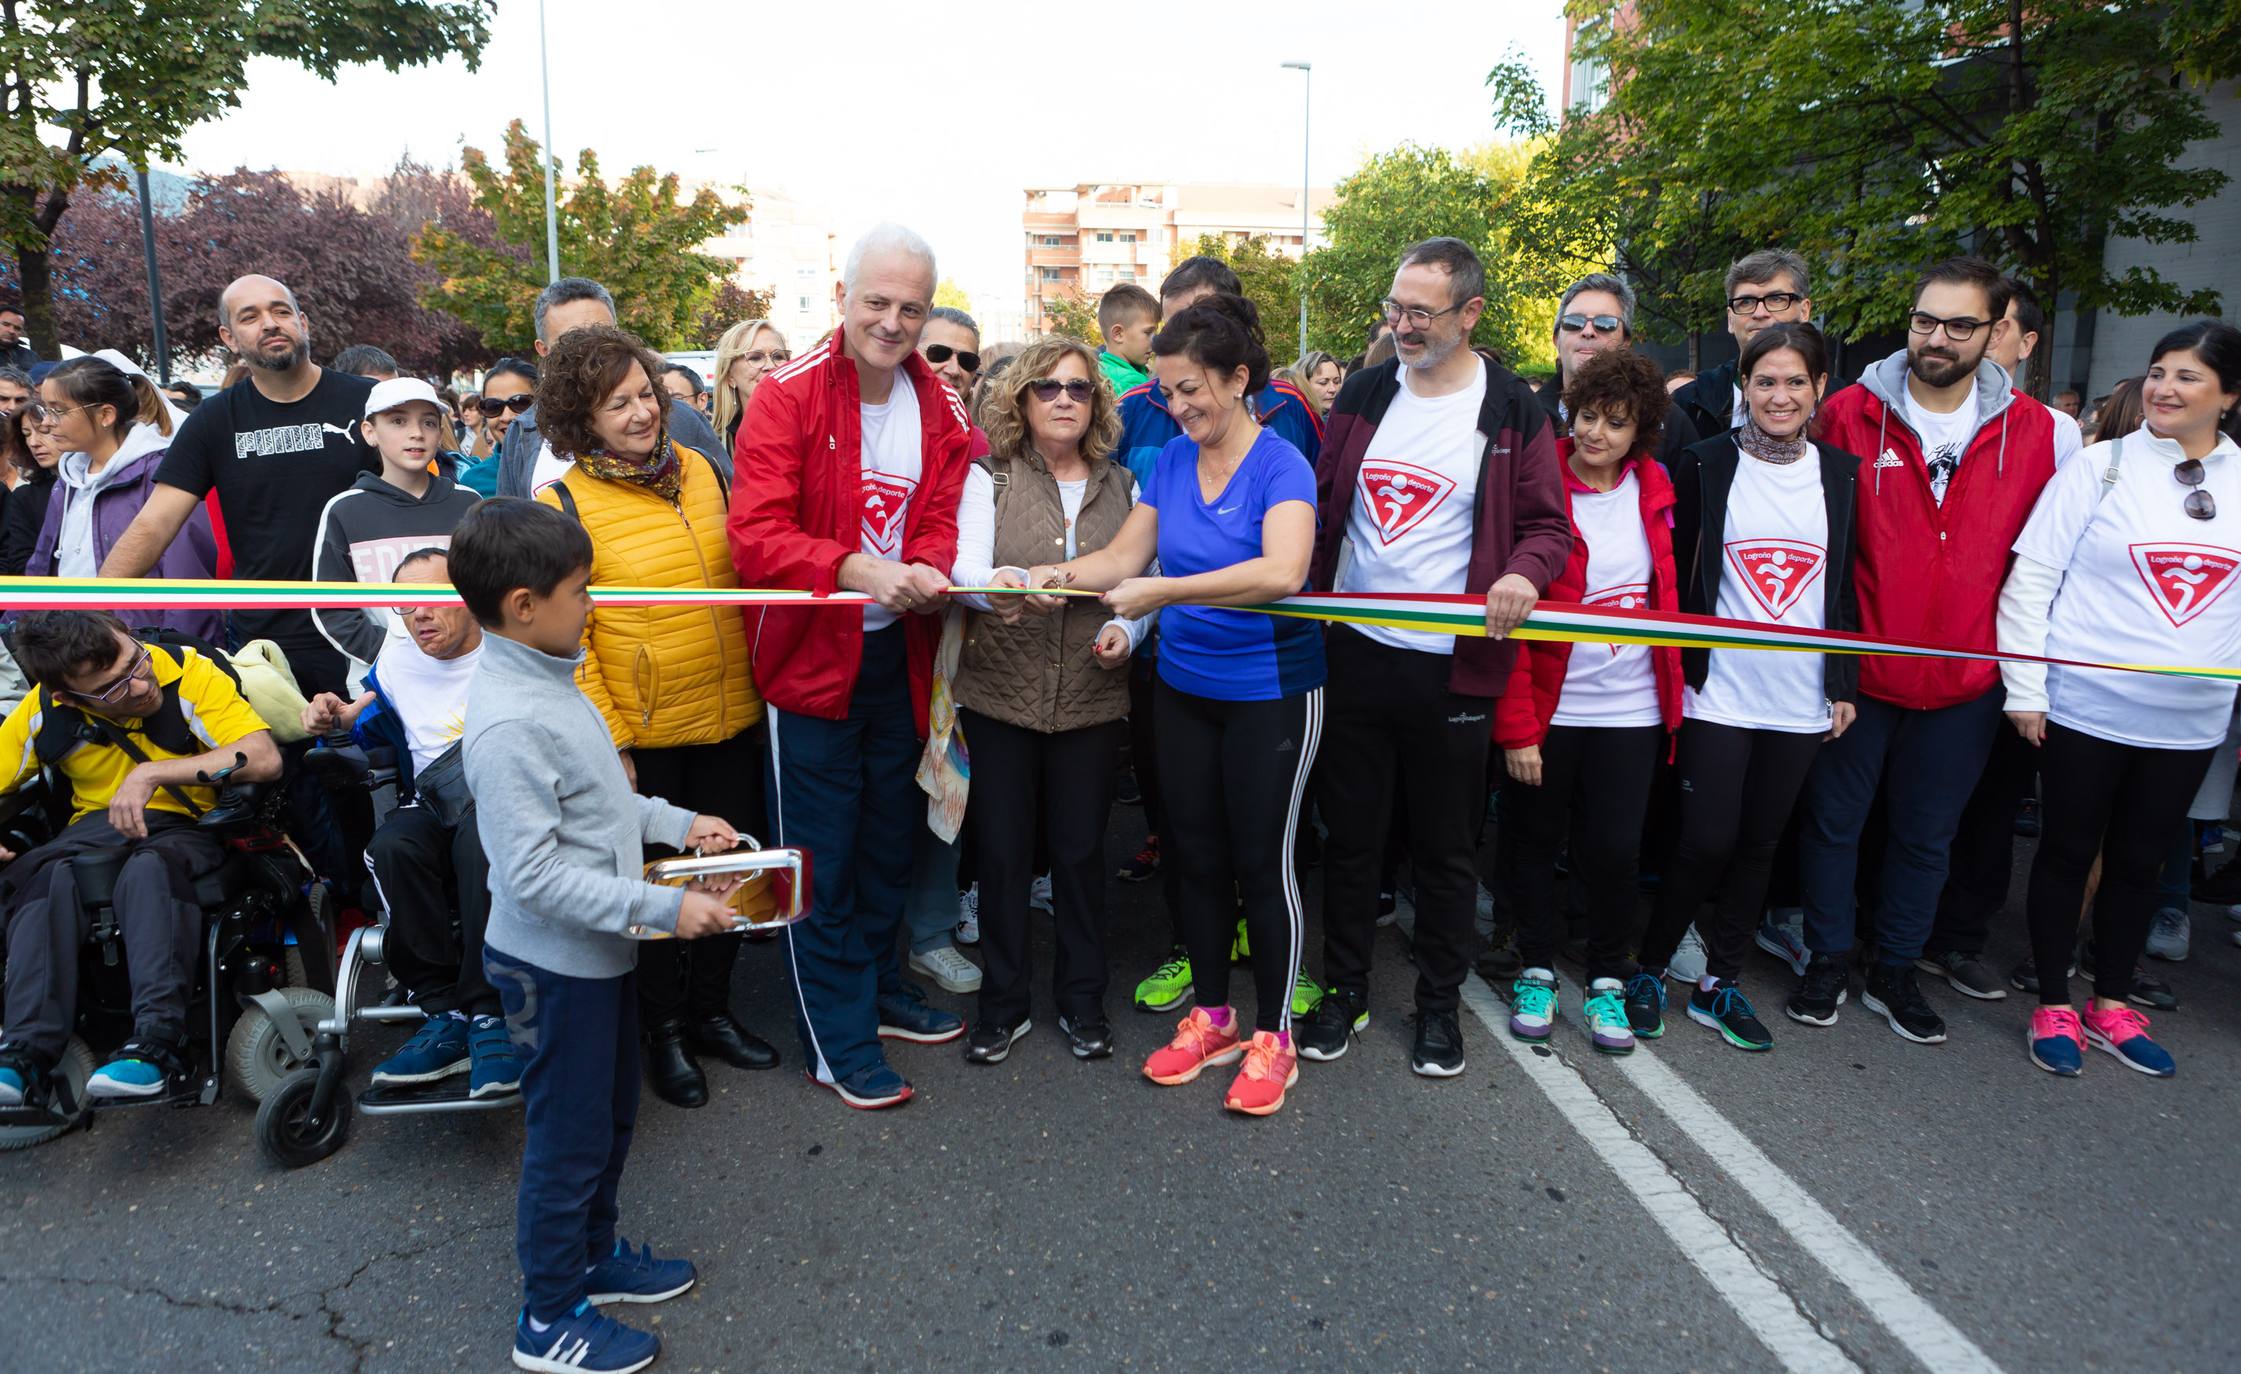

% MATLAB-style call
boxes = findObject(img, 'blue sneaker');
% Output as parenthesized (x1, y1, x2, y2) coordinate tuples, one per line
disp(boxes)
(2082, 1004, 2176, 1078)
(807, 1062, 914, 1110)
(2028, 1007, 2084, 1077)
(86, 1039, 183, 1099)
(467, 1016, 522, 1099)
(876, 988, 963, 1044)
(512, 1299, 657, 1374)
(585, 1237, 697, 1304)
(0, 1064, 25, 1107)
(1623, 972, 1666, 1039)
(372, 1014, 470, 1085)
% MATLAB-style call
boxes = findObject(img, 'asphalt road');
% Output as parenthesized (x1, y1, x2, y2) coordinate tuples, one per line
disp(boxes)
(5, 805, 2239, 1373)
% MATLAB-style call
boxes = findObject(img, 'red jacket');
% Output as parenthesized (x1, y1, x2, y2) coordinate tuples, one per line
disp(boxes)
(727, 329, 973, 734)
(1494, 445, 1684, 749)
(1814, 354, 2057, 709)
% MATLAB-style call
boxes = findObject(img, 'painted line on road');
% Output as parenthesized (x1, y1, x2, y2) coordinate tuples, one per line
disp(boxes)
(1454, 975, 1863, 1373)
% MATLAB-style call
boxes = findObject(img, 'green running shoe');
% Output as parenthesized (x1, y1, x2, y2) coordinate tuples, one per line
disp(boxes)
(1290, 973, 1325, 1018)
(1582, 978, 1636, 1054)
(1509, 970, 1558, 1042)
(1134, 947, 1195, 1013)
(1230, 917, 1250, 963)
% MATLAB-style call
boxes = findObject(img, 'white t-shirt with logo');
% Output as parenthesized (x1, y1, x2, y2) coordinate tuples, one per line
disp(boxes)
(2012, 430, 2241, 749)
(857, 375, 923, 632)
(1903, 382, 1977, 506)
(1338, 358, 1488, 653)
(1553, 470, 1663, 728)
(1686, 449, 1831, 733)
(373, 636, 482, 780)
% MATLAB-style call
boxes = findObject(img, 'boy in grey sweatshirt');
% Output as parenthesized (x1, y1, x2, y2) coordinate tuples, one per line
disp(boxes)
(449, 498, 742, 1374)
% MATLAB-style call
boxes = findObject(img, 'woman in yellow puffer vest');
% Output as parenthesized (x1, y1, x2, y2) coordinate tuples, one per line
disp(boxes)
(533, 325, 775, 1109)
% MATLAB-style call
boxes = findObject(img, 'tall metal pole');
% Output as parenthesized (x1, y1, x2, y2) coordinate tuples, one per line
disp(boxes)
(134, 166, 170, 383)
(538, 0, 560, 283)
(1282, 61, 1312, 361)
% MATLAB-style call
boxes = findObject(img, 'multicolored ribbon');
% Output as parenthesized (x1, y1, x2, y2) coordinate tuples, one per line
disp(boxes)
(2, 577, 2235, 684)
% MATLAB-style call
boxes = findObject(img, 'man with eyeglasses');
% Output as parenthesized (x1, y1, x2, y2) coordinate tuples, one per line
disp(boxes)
(0, 611, 282, 1110)
(1542, 272, 1700, 467)
(1792, 256, 2061, 1046)
(1672, 249, 1833, 438)
(1294, 236, 1570, 1077)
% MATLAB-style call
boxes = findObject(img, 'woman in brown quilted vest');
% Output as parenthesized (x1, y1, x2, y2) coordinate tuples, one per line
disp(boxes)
(949, 337, 1144, 1065)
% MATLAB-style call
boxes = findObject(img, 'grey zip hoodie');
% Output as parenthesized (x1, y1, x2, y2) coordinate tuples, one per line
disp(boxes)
(1855, 351, 2016, 497)
(312, 469, 483, 668)
(466, 632, 696, 979)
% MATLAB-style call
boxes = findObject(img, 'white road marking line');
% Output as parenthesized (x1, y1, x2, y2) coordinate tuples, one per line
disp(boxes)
(1456, 975, 1864, 1373)
(1612, 1045, 2004, 1373)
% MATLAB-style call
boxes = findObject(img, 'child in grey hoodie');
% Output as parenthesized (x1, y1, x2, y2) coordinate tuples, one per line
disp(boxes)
(448, 498, 741, 1374)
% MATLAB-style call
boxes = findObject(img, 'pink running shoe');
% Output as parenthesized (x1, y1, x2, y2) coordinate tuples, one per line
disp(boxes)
(1142, 1008, 1244, 1086)
(1223, 1031, 1299, 1116)
(2081, 1004, 2176, 1077)
(2026, 1006, 2083, 1076)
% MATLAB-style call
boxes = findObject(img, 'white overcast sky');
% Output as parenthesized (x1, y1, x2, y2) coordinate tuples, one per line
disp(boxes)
(174, 0, 1570, 314)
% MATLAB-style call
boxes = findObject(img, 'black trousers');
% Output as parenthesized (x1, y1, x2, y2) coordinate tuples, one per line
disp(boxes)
(2025, 724, 2213, 1006)
(1154, 678, 1321, 1033)
(365, 805, 495, 1016)
(1317, 627, 1491, 1014)
(1501, 724, 1664, 983)
(1927, 725, 2038, 958)
(1128, 651, 1186, 946)
(632, 724, 768, 1029)
(1638, 720, 1822, 984)
(962, 709, 1122, 1027)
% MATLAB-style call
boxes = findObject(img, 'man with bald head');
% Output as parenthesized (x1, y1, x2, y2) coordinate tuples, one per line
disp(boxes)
(101, 274, 376, 697)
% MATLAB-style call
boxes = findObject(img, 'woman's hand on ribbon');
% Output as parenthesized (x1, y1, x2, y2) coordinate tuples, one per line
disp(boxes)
(989, 568, 1030, 624)
(1022, 565, 1074, 615)
(1102, 577, 1168, 620)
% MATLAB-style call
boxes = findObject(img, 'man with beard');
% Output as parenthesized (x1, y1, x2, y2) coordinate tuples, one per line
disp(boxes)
(99, 274, 376, 699)
(1785, 258, 2059, 1046)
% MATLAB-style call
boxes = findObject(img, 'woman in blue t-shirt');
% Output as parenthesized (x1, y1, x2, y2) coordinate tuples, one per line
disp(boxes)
(1024, 292, 1324, 1116)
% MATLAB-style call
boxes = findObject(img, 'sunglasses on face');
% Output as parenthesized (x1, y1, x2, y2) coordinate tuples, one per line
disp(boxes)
(2177, 457, 2218, 521)
(1558, 313, 1624, 335)
(1027, 378, 1096, 404)
(69, 642, 151, 706)
(741, 349, 791, 367)
(924, 344, 981, 373)
(475, 393, 535, 417)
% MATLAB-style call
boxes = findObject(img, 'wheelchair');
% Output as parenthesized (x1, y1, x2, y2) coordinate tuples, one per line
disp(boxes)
(0, 753, 340, 1155)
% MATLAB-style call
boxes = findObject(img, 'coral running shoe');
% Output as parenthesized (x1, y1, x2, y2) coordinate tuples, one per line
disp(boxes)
(1142, 1007, 1244, 1086)
(1224, 1031, 1299, 1116)
(2027, 1006, 2084, 1077)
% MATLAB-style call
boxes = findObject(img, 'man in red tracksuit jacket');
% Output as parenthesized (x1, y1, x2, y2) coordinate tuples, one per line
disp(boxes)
(1792, 258, 2058, 1046)
(729, 224, 973, 1111)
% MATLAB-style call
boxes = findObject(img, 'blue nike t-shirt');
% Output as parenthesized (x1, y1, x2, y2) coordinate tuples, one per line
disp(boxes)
(1143, 428, 1326, 702)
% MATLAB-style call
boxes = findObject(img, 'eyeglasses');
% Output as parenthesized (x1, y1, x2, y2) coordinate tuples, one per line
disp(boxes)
(1558, 313, 1624, 335)
(23, 400, 89, 426)
(1380, 298, 1464, 329)
(68, 642, 151, 706)
(2177, 457, 2217, 521)
(1907, 311, 1991, 342)
(924, 344, 981, 373)
(741, 349, 791, 367)
(475, 394, 535, 417)
(1728, 290, 1805, 316)
(1027, 378, 1097, 404)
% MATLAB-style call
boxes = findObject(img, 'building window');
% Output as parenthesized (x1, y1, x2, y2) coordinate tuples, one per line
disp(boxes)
(1039, 267, 1061, 282)
(1095, 231, 1114, 243)
(1119, 232, 1136, 243)
(1037, 234, 1066, 247)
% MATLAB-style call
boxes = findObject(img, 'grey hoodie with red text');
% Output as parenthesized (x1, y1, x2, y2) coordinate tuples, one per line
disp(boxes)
(311, 469, 482, 670)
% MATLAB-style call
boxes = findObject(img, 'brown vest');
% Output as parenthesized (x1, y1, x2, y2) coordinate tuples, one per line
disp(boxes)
(953, 449, 1135, 733)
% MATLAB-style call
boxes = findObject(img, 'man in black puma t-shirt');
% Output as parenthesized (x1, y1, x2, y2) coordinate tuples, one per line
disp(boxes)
(98, 274, 375, 697)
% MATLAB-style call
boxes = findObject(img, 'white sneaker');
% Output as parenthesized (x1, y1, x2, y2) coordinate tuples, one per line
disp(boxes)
(909, 943, 983, 995)
(1666, 925, 1709, 984)
(1029, 874, 1054, 913)
(1753, 907, 1810, 978)
(954, 885, 981, 946)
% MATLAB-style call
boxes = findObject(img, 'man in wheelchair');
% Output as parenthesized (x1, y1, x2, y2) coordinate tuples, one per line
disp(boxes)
(300, 549, 518, 1099)
(0, 611, 281, 1107)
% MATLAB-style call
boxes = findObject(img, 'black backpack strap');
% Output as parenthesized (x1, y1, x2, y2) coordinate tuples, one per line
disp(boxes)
(134, 630, 242, 689)
(550, 475, 579, 522)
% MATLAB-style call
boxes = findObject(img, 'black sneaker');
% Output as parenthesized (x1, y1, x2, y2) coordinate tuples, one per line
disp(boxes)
(1784, 954, 1849, 1027)
(1915, 950, 2007, 1001)
(1410, 1010, 1465, 1077)
(1622, 971, 1665, 1038)
(1056, 1015, 1112, 1060)
(1296, 987, 1368, 1062)
(1861, 964, 1947, 1044)
(1115, 770, 1142, 806)
(2077, 951, 2181, 1011)
(2013, 796, 2041, 838)
(2006, 954, 2077, 996)
(2195, 856, 2241, 905)
(1686, 981, 1773, 1051)
(962, 1019, 1031, 1065)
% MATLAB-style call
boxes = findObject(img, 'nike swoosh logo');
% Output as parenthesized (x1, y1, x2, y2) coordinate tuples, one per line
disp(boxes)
(1217, 504, 1241, 515)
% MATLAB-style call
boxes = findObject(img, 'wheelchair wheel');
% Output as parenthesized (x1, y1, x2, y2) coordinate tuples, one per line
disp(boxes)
(254, 1067, 351, 1168)
(0, 1036, 94, 1152)
(225, 986, 333, 1104)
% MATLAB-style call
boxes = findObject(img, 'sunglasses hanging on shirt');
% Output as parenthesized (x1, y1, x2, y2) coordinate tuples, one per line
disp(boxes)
(2176, 457, 2217, 521)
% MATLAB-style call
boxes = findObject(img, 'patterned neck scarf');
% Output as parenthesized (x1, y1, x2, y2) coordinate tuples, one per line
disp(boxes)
(573, 433, 681, 502)
(1737, 413, 1808, 467)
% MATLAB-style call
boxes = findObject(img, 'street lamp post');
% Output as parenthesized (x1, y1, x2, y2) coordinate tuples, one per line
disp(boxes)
(538, 0, 561, 283)
(1282, 60, 1311, 362)
(134, 165, 170, 383)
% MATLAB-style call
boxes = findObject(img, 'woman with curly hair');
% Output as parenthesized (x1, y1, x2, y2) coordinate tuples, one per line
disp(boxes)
(531, 323, 776, 1108)
(948, 337, 1144, 1065)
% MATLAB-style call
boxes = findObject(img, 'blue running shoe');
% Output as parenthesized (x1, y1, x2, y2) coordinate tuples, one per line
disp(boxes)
(372, 1015, 470, 1085)
(2028, 1007, 2083, 1077)
(875, 989, 963, 1045)
(1623, 972, 1666, 1039)
(585, 1237, 697, 1304)
(467, 1016, 522, 1099)
(512, 1299, 657, 1374)
(87, 1039, 183, 1099)
(808, 1062, 913, 1110)
(2082, 1004, 2176, 1078)
(0, 1064, 25, 1107)
(1687, 981, 1773, 1052)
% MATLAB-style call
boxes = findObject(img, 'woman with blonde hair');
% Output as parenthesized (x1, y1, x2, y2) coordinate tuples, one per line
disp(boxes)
(712, 319, 790, 456)
(1291, 350, 1343, 416)
(950, 335, 1144, 1065)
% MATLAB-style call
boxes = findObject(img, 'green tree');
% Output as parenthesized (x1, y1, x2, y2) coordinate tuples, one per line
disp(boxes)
(1503, 2, 2241, 388)
(1042, 289, 1099, 343)
(0, 0, 491, 356)
(933, 279, 973, 313)
(1182, 233, 1303, 363)
(414, 120, 749, 352)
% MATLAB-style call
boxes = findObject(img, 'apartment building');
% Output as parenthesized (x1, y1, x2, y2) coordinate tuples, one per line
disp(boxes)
(689, 181, 839, 350)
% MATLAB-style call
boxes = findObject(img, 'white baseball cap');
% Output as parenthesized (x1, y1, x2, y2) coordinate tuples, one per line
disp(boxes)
(363, 376, 442, 420)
